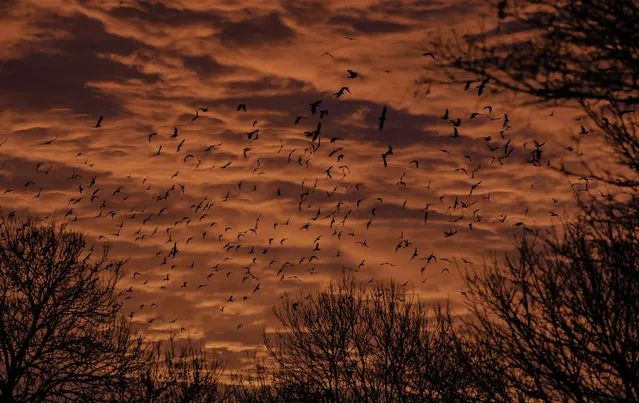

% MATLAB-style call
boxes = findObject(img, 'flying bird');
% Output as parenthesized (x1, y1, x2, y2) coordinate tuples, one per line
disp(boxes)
(378, 106, 387, 130)
(381, 145, 393, 167)
(40, 137, 57, 145)
(347, 69, 358, 78)
(310, 100, 322, 114)
(477, 78, 490, 96)
(94, 116, 103, 128)
(334, 87, 350, 97)
(237, 104, 247, 112)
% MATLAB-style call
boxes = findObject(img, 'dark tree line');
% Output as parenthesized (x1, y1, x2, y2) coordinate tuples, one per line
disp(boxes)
(0, 207, 637, 401)
(261, 276, 478, 402)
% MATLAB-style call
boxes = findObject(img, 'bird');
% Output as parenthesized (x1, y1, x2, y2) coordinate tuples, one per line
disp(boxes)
(378, 106, 387, 130)
(477, 78, 489, 95)
(334, 87, 350, 97)
(498, 0, 508, 19)
(346, 69, 358, 78)
(147, 133, 157, 143)
(443, 229, 458, 237)
(381, 145, 393, 167)
(94, 116, 103, 128)
(40, 137, 57, 145)
(310, 100, 322, 114)
(237, 104, 247, 112)
(423, 52, 435, 58)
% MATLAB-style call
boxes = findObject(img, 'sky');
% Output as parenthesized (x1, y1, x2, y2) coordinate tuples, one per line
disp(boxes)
(0, 0, 614, 370)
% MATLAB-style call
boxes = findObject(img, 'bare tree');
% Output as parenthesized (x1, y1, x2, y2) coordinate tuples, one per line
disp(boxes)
(459, 212, 639, 402)
(0, 217, 147, 402)
(424, 0, 639, 187)
(262, 275, 483, 402)
(124, 334, 226, 403)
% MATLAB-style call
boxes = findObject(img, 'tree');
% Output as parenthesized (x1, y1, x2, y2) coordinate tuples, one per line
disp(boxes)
(424, 0, 639, 187)
(0, 217, 148, 402)
(124, 335, 226, 403)
(262, 275, 483, 402)
(458, 212, 639, 402)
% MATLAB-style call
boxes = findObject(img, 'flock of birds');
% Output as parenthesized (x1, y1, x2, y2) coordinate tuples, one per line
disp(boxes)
(0, 48, 595, 334)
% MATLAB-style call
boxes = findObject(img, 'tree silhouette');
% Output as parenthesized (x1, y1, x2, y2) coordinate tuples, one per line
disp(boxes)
(0, 217, 147, 402)
(262, 275, 483, 402)
(424, 0, 639, 187)
(124, 335, 226, 403)
(457, 212, 639, 401)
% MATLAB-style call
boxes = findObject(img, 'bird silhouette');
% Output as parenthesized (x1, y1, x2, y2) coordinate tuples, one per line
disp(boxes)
(378, 106, 387, 130)
(381, 145, 393, 167)
(334, 87, 350, 97)
(94, 116, 103, 128)
(310, 100, 322, 114)
(477, 78, 489, 95)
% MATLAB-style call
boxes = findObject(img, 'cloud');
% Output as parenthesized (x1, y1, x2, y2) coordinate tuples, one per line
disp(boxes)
(328, 14, 413, 35)
(1, 12, 159, 115)
(108, 1, 226, 27)
(217, 11, 296, 47)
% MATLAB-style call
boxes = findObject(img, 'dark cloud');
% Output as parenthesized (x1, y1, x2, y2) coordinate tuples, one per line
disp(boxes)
(0, 13, 160, 115)
(108, 1, 226, 27)
(279, 0, 330, 25)
(217, 11, 296, 47)
(328, 14, 412, 35)
(183, 55, 234, 79)
(225, 76, 307, 93)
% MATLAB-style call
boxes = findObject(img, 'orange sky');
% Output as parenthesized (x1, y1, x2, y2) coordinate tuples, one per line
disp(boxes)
(0, 0, 614, 369)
